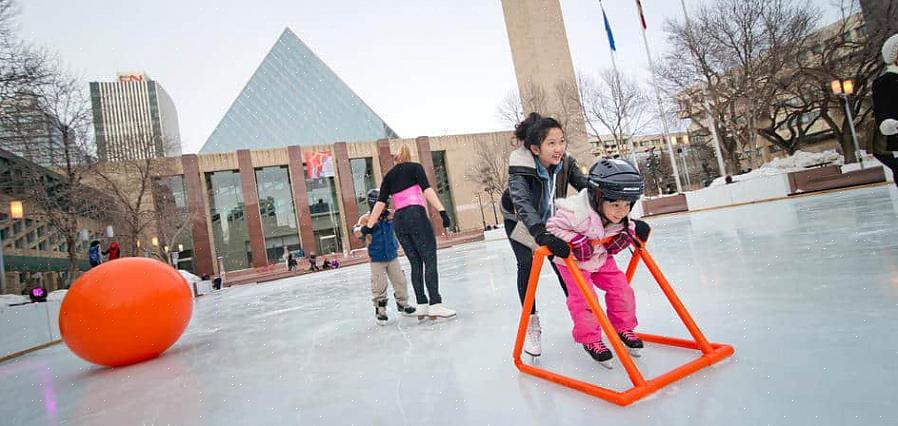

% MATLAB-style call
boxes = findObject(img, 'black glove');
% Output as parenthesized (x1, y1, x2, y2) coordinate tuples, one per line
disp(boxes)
(360, 225, 374, 236)
(633, 219, 651, 247)
(535, 231, 570, 259)
(439, 210, 452, 229)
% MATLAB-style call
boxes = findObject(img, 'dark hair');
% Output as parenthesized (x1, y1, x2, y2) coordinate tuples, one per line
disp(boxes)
(514, 112, 563, 149)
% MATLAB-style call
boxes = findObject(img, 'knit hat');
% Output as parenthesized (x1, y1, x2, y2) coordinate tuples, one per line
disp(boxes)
(883, 34, 898, 64)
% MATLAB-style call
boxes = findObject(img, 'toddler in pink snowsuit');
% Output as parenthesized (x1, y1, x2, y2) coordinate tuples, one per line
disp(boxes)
(546, 159, 648, 367)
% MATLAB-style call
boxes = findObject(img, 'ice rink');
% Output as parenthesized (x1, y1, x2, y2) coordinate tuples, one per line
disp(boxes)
(2, 185, 897, 425)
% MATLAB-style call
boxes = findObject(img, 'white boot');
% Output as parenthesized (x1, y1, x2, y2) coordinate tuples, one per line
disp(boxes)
(427, 303, 457, 319)
(524, 314, 542, 357)
(416, 304, 429, 321)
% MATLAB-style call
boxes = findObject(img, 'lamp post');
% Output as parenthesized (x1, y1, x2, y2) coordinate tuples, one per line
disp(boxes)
(1, 201, 24, 294)
(830, 79, 864, 169)
(474, 192, 487, 230)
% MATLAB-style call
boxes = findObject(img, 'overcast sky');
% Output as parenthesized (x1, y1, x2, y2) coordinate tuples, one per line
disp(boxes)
(15, 0, 844, 154)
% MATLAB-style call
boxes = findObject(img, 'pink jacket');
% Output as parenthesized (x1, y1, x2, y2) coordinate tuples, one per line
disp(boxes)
(546, 189, 632, 272)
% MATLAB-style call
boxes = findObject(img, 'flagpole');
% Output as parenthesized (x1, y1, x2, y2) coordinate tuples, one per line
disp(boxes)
(678, 0, 727, 177)
(598, 0, 639, 170)
(634, 0, 682, 192)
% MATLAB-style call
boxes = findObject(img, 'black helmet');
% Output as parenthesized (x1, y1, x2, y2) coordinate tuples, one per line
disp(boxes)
(366, 189, 380, 210)
(587, 159, 644, 211)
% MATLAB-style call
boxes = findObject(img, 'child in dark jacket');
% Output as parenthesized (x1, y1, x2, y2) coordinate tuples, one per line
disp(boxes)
(354, 189, 416, 324)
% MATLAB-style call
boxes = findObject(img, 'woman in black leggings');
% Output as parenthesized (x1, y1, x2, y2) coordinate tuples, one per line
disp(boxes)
(363, 145, 456, 320)
(500, 113, 589, 356)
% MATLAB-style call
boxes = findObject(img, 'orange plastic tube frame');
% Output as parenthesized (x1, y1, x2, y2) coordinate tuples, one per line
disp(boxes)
(512, 243, 735, 406)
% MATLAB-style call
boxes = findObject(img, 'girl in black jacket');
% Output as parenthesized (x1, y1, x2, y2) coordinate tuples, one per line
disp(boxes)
(873, 33, 898, 188)
(500, 113, 589, 356)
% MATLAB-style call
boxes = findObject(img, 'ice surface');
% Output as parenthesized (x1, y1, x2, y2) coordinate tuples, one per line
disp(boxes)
(1, 186, 897, 425)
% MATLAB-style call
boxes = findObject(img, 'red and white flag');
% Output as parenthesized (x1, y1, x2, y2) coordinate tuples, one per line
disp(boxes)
(636, 0, 648, 30)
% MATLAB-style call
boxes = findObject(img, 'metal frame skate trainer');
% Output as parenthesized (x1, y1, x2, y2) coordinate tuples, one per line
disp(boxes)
(513, 241, 735, 406)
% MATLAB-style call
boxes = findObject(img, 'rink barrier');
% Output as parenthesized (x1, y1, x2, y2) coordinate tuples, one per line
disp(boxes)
(513, 240, 735, 406)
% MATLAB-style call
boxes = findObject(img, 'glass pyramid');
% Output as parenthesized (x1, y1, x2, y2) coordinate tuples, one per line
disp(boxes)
(200, 28, 398, 154)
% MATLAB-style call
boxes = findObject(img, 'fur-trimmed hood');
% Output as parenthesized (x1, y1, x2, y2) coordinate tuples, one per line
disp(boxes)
(554, 188, 593, 224)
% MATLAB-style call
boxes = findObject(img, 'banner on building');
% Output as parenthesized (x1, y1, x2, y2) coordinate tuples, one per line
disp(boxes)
(304, 150, 335, 178)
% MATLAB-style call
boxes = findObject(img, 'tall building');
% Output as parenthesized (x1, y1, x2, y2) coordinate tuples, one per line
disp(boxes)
(0, 96, 65, 168)
(500, 0, 588, 147)
(199, 28, 398, 154)
(90, 72, 182, 162)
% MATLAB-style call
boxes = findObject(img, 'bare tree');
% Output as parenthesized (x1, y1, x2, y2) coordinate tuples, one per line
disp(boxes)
(467, 132, 514, 200)
(579, 70, 653, 157)
(797, 0, 896, 162)
(92, 138, 183, 258)
(660, 0, 818, 173)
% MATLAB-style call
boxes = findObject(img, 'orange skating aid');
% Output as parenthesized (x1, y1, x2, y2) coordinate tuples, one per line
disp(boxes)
(513, 239, 734, 406)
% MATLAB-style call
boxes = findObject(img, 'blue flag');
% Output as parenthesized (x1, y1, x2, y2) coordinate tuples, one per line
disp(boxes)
(603, 9, 616, 52)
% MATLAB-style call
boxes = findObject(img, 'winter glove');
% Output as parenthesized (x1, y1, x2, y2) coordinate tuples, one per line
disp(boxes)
(633, 219, 651, 247)
(603, 232, 633, 256)
(569, 233, 593, 261)
(535, 231, 571, 259)
(360, 225, 374, 236)
(439, 210, 452, 229)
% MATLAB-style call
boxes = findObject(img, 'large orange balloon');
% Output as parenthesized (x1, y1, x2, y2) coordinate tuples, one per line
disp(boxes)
(59, 257, 193, 367)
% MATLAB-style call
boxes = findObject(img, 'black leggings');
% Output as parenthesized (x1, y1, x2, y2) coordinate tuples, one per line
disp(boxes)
(874, 154, 898, 188)
(395, 206, 441, 305)
(504, 219, 568, 315)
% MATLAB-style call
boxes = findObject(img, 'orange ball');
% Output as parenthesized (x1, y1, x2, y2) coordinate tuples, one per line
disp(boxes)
(59, 257, 193, 367)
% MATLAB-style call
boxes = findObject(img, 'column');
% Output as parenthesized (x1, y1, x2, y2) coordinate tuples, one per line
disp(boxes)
(376, 138, 394, 179)
(415, 136, 445, 236)
(180, 154, 214, 277)
(333, 142, 363, 250)
(287, 146, 318, 255)
(236, 149, 268, 268)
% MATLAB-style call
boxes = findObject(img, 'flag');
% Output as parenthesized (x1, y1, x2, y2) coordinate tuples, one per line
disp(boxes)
(602, 8, 616, 52)
(636, 0, 647, 30)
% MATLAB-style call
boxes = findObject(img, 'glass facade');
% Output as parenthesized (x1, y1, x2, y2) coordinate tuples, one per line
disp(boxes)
(432, 151, 457, 231)
(255, 166, 300, 264)
(200, 28, 398, 154)
(350, 157, 376, 215)
(306, 170, 343, 255)
(154, 175, 195, 272)
(206, 170, 251, 271)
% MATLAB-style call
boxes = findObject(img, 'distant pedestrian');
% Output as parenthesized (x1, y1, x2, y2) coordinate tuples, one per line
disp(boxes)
(88, 241, 102, 268)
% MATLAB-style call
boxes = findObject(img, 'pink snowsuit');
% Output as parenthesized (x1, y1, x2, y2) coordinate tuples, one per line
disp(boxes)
(546, 189, 637, 344)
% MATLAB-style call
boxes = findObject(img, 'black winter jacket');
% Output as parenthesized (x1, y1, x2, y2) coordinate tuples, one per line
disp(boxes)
(500, 146, 589, 236)
(873, 67, 898, 154)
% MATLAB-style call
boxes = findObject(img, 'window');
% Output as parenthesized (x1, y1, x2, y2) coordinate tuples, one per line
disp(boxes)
(432, 151, 457, 231)
(350, 157, 376, 216)
(206, 170, 250, 271)
(305, 164, 343, 254)
(255, 166, 300, 264)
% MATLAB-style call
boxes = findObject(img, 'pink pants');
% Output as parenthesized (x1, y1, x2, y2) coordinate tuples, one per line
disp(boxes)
(557, 257, 637, 344)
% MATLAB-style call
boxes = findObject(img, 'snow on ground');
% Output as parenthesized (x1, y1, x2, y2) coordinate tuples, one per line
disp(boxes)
(710, 149, 844, 186)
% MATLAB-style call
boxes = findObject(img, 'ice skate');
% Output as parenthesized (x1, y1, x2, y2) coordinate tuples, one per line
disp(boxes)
(426, 303, 457, 321)
(618, 330, 644, 357)
(583, 341, 613, 369)
(523, 314, 542, 357)
(375, 299, 389, 326)
(396, 301, 417, 317)
(416, 303, 429, 321)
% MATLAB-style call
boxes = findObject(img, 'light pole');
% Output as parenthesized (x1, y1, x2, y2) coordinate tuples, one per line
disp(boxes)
(486, 189, 499, 226)
(474, 192, 487, 230)
(1, 201, 24, 294)
(831, 79, 864, 169)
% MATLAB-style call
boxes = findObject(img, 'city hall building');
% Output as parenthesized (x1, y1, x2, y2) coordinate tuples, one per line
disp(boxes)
(159, 132, 510, 278)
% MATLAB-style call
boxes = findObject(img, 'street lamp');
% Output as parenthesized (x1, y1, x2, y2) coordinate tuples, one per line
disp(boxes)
(474, 192, 487, 230)
(1, 201, 24, 293)
(831, 79, 864, 169)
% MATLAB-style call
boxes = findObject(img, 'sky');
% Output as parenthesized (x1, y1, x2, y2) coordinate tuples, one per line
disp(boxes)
(14, 0, 844, 154)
